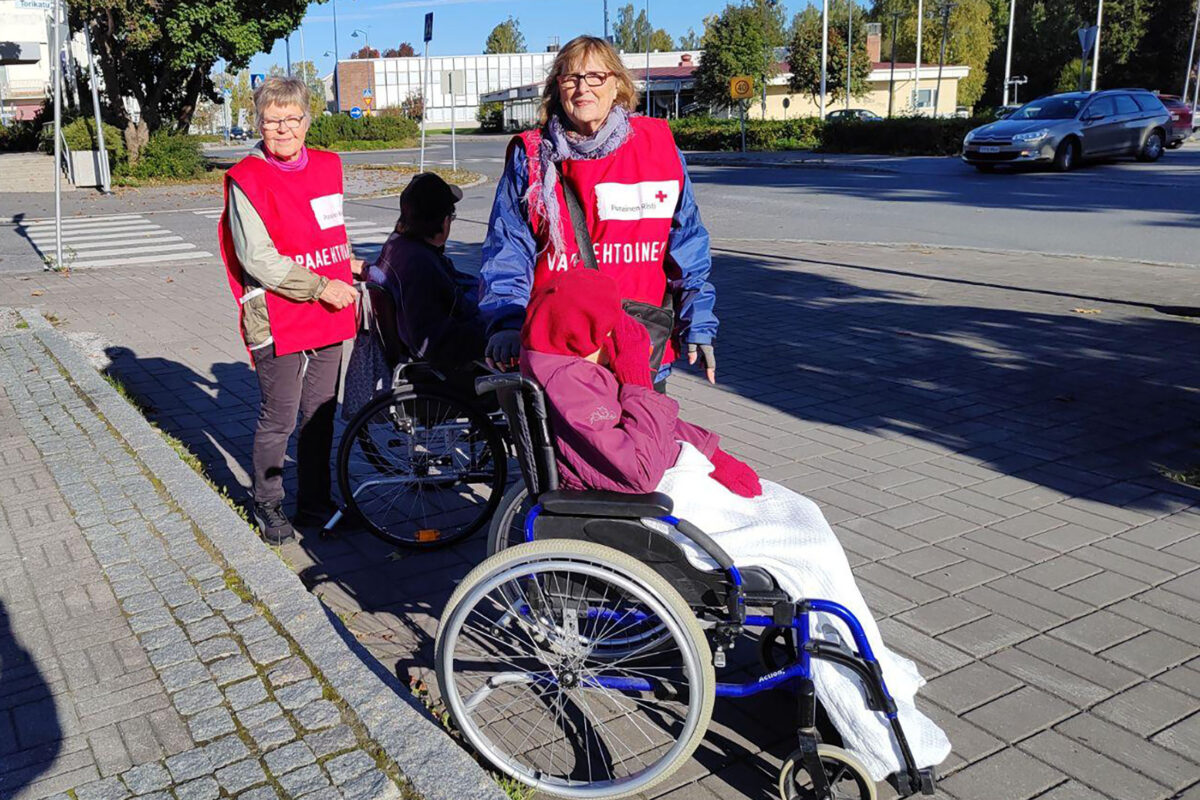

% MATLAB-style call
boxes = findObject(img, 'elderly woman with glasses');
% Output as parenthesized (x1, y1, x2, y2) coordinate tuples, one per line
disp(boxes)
(218, 75, 364, 545)
(479, 35, 717, 391)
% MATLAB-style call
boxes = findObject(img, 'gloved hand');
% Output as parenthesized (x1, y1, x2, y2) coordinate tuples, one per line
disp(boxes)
(607, 313, 654, 388)
(485, 330, 522, 371)
(709, 447, 762, 498)
(687, 342, 716, 384)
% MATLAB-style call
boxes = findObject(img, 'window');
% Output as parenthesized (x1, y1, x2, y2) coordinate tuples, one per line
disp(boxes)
(1086, 97, 1116, 118)
(914, 89, 933, 108)
(1134, 94, 1167, 112)
(1113, 95, 1140, 115)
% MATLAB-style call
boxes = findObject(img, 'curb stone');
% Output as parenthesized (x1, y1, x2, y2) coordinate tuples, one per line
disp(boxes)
(15, 309, 506, 800)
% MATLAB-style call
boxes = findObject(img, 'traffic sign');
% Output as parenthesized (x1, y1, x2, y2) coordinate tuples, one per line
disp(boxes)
(729, 76, 754, 100)
(349, 106, 363, 119)
(1077, 26, 1098, 56)
(251, 73, 265, 89)
(222, 88, 232, 97)
(362, 87, 373, 98)
(424, 12, 433, 43)
(363, 95, 374, 108)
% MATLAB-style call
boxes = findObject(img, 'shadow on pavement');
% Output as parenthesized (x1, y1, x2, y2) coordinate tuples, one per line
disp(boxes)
(0, 600, 63, 799)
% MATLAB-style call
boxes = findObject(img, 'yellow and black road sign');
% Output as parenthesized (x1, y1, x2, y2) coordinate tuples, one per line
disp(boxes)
(729, 76, 755, 100)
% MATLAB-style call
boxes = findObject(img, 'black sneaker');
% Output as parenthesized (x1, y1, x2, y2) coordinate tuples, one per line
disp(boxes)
(253, 501, 296, 544)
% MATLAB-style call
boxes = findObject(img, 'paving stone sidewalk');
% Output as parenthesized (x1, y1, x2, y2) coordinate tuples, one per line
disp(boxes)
(0, 321, 502, 800)
(2, 239, 1200, 800)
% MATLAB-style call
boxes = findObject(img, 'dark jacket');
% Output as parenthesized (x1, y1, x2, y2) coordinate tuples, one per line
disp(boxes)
(374, 232, 486, 369)
(521, 349, 720, 493)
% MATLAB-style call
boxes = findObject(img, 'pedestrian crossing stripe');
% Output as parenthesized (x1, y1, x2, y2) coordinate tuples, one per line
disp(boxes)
(17, 213, 212, 270)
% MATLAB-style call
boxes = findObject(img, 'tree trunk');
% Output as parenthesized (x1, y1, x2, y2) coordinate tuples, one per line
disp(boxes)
(91, 13, 128, 127)
(124, 120, 149, 164)
(173, 65, 205, 133)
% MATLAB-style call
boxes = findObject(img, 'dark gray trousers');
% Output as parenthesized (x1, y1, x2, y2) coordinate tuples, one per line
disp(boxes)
(251, 343, 342, 508)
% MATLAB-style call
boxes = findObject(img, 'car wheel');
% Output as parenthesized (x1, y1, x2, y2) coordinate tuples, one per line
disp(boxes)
(1138, 130, 1164, 162)
(1052, 139, 1078, 173)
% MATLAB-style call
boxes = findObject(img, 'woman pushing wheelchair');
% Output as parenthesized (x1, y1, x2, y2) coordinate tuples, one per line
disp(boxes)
(434, 268, 949, 799)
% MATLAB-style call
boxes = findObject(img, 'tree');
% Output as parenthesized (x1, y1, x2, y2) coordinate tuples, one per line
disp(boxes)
(613, 3, 676, 52)
(870, 0, 995, 107)
(679, 27, 701, 49)
(787, 1, 871, 104)
(350, 46, 380, 59)
(213, 71, 253, 129)
(649, 29, 675, 51)
(693, 4, 778, 111)
(484, 16, 527, 54)
(382, 42, 416, 57)
(69, 0, 310, 137)
(401, 91, 424, 121)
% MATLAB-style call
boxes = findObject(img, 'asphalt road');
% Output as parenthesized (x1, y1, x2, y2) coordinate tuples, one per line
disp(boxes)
(2, 134, 1197, 274)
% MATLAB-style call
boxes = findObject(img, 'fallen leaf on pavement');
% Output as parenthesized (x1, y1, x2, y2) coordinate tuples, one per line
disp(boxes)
(166, 277, 174, 283)
(1071, 308, 1101, 314)
(30, 289, 44, 296)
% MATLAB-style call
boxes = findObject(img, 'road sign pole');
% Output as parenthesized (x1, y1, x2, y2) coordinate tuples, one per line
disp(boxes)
(82, 21, 111, 194)
(420, 13, 432, 172)
(819, 0, 828, 120)
(1183, 0, 1199, 100)
(740, 101, 746, 152)
(846, 4, 852, 111)
(915, 0, 923, 113)
(51, 0, 63, 270)
(449, 72, 456, 171)
(1091, 0, 1103, 91)
(1002, 0, 1017, 107)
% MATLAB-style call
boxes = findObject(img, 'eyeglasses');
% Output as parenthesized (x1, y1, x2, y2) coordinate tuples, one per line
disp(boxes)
(260, 116, 307, 131)
(557, 72, 613, 89)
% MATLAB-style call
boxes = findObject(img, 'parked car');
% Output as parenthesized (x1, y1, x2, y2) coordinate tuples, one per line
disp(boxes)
(827, 108, 882, 122)
(228, 126, 248, 141)
(1156, 94, 1195, 148)
(961, 89, 1171, 172)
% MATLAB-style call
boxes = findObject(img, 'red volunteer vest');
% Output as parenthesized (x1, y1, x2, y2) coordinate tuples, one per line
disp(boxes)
(520, 116, 685, 362)
(219, 150, 356, 357)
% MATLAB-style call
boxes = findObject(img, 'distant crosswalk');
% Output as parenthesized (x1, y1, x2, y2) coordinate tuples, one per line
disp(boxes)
(192, 207, 396, 245)
(21, 213, 212, 269)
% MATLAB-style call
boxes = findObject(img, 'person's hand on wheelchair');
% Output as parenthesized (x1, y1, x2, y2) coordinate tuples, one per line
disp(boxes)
(485, 329, 522, 372)
(319, 279, 359, 310)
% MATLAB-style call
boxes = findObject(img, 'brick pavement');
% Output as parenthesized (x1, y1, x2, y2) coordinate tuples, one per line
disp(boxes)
(0, 325, 472, 799)
(1, 238, 1199, 800)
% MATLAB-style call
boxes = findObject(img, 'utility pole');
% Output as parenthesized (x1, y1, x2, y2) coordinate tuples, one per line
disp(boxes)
(286, 36, 292, 76)
(51, 0, 63, 270)
(82, 22, 111, 194)
(604, 0, 609, 40)
(934, 2, 956, 116)
(1090, 0, 1103, 91)
(845, 2, 852, 111)
(644, 0, 651, 117)
(1183, 0, 1199, 100)
(888, 12, 901, 118)
(1002, 0, 1016, 106)
(915, 0, 924, 113)
(819, 0, 829, 120)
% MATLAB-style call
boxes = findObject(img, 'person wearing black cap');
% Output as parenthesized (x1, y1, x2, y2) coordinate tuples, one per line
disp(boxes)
(370, 172, 487, 390)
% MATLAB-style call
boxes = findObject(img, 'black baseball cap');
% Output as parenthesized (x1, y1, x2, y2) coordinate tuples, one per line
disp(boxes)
(400, 172, 463, 222)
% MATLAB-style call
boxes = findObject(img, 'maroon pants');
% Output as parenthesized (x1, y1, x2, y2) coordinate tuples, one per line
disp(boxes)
(251, 343, 342, 508)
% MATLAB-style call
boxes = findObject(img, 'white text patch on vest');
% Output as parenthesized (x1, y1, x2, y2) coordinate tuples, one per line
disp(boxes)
(594, 181, 680, 221)
(310, 193, 346, 230)
(291, 242, 353, 272)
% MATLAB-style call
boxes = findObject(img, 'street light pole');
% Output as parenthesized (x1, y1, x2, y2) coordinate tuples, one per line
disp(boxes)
(888, 12, 900, 118)
(645, 0, 651, 117)
(934, 2, 955, 116)
(1090, 0, 1102, 91)
(51, 0, 63, 269)
(331, 0, 341, 111)
(1002, 0, 1016, 107)
(286, 36, 292, 76)
(845, 2, 852, 111)
(1183, 0, 1199, 100)
(819, 0, 829, 120)
(915, 0, 924, 113)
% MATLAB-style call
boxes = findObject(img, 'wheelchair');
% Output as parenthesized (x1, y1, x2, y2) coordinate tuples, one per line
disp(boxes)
(327, 282, 508, 549)
(434, 374, 938, 800)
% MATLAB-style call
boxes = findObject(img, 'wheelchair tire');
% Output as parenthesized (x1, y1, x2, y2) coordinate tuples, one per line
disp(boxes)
(485, 480, 533, 556)
(778, 744, 876, 800)
(436, 540, 715, 799)
(337, 387, 506, 549)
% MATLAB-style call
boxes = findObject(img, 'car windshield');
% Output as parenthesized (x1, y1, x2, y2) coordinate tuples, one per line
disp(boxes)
(1009, 97, 1084, 120)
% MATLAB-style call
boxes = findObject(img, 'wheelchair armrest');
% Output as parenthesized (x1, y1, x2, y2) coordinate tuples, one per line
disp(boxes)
(540, 489, 673, 519)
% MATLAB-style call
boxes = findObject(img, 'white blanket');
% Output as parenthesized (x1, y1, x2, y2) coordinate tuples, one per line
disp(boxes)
(642, 442, 951, 781)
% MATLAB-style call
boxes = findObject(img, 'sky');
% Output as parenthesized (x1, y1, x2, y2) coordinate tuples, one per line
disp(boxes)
(246, 0, 757, 76)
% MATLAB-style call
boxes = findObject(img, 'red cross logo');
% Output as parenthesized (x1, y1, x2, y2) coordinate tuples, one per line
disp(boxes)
(655, 190, 668, 203)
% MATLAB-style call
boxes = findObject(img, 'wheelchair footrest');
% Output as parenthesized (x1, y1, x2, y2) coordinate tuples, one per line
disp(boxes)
(892, 766, 937, 798)
(918, 767, 937, 795)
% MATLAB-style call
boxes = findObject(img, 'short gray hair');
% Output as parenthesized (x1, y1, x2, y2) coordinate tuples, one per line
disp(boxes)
(253, 76, 311, 123)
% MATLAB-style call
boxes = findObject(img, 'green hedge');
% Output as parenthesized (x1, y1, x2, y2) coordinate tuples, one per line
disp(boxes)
(41, 117, 126, 163)
(669, 115, 985, 156)
(0, 119, 42, 152)
(306, 114, 418, 148)
(122, 132, 205, 179)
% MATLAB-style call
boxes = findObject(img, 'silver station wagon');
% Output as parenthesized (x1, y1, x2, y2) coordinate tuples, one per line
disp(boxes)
(962, 90, 1171, 173)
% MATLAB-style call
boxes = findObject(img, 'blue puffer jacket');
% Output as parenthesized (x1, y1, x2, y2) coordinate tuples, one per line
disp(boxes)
(478, 143, 718, 352)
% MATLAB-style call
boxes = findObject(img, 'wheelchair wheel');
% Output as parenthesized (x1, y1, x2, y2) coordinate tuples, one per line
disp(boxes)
(485, 480, 533, 556)
(778, 745, 876, 800)
(436, 540, 715, 799)
(337, 388, 506, 549)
